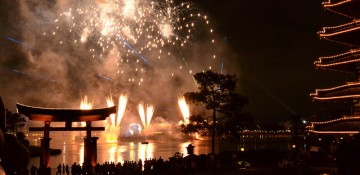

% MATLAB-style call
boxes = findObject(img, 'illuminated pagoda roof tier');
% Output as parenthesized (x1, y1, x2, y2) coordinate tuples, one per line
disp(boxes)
(310, 82, 360, 101)
(314, 49, 360, 72)
(308, 116, 360, 134)
(323, 0, 360, 19)
(318, 20, 360, 47)
(310, 0, 360, 134)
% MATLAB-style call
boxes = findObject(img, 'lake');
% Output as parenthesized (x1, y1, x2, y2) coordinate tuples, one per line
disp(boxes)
(27, 131, 292, 170)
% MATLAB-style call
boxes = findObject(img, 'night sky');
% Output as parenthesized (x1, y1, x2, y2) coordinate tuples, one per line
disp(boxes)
(0, 0, 354, 123)
(192, 0, 353, 123)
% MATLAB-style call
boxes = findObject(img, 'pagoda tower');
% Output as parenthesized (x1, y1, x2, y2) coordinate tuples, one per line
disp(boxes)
(309, 0, 360, 134)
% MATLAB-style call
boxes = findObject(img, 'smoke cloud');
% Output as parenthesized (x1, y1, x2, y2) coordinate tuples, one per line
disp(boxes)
(0, 0, 240, 126)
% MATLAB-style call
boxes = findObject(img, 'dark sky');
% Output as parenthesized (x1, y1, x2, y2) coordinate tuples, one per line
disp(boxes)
(192, 0, 352, 123)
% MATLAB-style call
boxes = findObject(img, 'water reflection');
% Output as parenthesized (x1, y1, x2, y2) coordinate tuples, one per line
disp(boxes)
(138, 143, 154, 161)
(106, 143, 125, 163)
(108, 146, 116, 163)
(79, 144, 84, 164)
(28, 134, 291, 169)
(62, 142, 66, 164)
(129, 142, 135, 161)
(180, 141, 192, 155)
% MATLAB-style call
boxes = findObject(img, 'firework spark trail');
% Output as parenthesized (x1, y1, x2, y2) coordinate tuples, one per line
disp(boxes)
(116, 94, 128, 126)
(146, 104, 154, 127)
(175, 44, 198, 87)
(178, 96, 190, 124)
(106, 96, 116, 125)
(137, 102, 155, 129)
(138, 102, 146, 128)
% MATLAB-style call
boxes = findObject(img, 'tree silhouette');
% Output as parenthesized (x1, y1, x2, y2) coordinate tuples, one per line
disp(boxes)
(180, 115, 210, 136)
(5, 109, 26, 134)
(183, 70, 248, 153)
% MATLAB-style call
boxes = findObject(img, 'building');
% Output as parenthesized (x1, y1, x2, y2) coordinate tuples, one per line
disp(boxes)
(309, 0, 360, 134)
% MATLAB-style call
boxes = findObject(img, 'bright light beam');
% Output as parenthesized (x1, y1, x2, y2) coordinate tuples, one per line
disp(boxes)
(221, 58, 224, 74)
(118, 37, 150, 64)
(1, 35, 35, 50)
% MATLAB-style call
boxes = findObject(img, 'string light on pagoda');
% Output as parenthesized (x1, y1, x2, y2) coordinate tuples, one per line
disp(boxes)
(322, 0, 352, 7)
(316, 58, 360, 67)
(314, 49, 360, 66)
(319, 20, 360, 37)
(310, 116, 360, 125)
(313, 94, 360, 101)
(316, 49, 360, 62)
(309, 130, 359, 134)
(311, 82, 360, 97)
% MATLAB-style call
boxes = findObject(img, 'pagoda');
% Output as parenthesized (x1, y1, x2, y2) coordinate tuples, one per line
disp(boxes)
(309, 0, 360, 134)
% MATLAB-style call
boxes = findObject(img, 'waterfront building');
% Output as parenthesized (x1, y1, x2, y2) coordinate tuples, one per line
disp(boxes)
(309, 0, 360, 134)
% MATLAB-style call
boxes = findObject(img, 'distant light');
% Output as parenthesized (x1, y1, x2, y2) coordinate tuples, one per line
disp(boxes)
(302, 120, 307, 124)
(292, 144, 296, 149)
(240, 147, 245, 152)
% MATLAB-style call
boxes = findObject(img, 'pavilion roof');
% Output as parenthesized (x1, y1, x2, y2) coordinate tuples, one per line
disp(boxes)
(16, 103, 116, 122)
(308, 115, 360, 134)
(318, 20, 360, 47)
(310, 82, 360, 101)
(323, 0, 360, 19)
(314, 49, 360, 72)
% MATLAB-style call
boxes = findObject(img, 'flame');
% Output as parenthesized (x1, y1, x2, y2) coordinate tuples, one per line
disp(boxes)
(80, 96, 93, 127)
(178, 96, 190, 125)
(80, 96, 93, 110)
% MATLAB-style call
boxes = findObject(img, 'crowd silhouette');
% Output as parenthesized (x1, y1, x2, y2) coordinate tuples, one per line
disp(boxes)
(29, 151, 245, 175)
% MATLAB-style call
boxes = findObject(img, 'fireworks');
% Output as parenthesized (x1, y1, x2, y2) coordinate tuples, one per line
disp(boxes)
(105, 94, 128, 142)
(138, 102, 154, 129)
(42, 0, 218, 87)
(18, 0, 222, 140)
(116, 94, 128, 126)
(178, 96, 190, 125)
(106, 95, 116, 125)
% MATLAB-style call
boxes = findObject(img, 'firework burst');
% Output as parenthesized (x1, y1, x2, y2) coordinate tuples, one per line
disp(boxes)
(42, 0, 219, 87)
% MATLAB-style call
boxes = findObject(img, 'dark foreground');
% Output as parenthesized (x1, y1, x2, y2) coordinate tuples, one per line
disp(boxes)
(30, 148, 340, 175)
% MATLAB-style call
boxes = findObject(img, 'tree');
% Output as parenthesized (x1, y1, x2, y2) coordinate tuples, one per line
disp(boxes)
(180, 115, 210, 136)
(5, 109, 26, 134)
(183, 70, 248, 153)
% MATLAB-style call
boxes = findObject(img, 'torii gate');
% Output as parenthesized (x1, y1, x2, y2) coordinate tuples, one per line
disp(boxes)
(16, 103, 116, 169)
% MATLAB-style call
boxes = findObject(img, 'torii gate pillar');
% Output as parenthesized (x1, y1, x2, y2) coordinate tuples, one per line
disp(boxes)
(83, 121, 99, 167)
(40, 121, 51, 169)
(16, 103, 116, 171)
